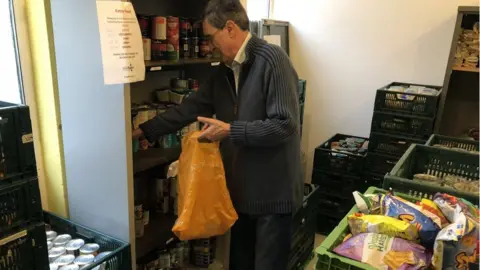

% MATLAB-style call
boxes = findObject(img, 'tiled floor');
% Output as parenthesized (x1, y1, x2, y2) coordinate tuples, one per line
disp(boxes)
(305, 234, 326, 269)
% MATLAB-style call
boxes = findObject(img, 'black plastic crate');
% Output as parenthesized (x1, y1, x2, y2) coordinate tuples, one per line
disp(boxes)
(368, 132, 426, 157)
(0, 176, 43, 238)
(374, 82, 442, 117)
(385, 144, 479, 205)
(0, 101, 36, 181)
(311, 170, 360, 200)
(313, 134, 368, 175)
(0, 223, 49, 270)
(365, 152, 399, 175)
(356, 172, 384, 193)
(288, 233, 314, 270)
(316, 214, 340, 235)
(370, 111, 434, 139)
(426, 134, 479, 152)
(317, 195, 354, 220)
(44, 212, 131, 270)
(298, 79, 306, 103)
(293, 184, 321, 232)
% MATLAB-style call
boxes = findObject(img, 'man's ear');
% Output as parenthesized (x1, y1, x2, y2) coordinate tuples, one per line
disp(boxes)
(225, 20, 236, 36)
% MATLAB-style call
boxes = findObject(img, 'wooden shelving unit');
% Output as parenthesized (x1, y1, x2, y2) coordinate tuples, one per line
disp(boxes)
(435, 6, 479, 138)
(452, 65, 479, 73)
(130, 0, 226, 267)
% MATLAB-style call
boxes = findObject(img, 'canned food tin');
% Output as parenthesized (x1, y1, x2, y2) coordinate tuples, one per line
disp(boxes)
(59, 265, 79, 270)
(73, 254, 95, 266)
(167, 16, 179, 59)
(50, 263, 59, 270)
(152, 16, 166, 40)
(79, 243, 100, 256)
(143, 38, 151, 61)
(180, 37, 190, 58)
(171, 78, 188, 89)
(152, 39, 167, 60)
(46, 230, 57, 241)
(53, 234, 72, 247)
(48, 241, 53, 250)
(192, 20, 202, 37)
(54, 254, 75, 266)
(137, 15, 151, 37)
(190, 37, 199, 58)
(180, 18, 191, 37)
(49, 246, 66, 263)
(66, 239, 85, 256)
(166, 42, 179, 61)
(188, 79, 199, 91)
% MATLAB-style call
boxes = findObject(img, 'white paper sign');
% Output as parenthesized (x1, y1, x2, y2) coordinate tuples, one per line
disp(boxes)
(96, 1, 145, 84)
(263, 35, 281, 47)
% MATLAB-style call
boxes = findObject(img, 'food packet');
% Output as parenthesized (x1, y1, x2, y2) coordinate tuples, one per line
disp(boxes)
(353, 191, 382, 214)
(382, 194, 441, 248)
(416, 199, 449, 228)
(347, 213, 419, 241)
(333, 233, 431, 270)
(432, 208, 479, 270)
(433, 193, 479, 223)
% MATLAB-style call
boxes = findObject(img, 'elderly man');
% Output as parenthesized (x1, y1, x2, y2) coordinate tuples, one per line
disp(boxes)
(133, 0, 302, 269)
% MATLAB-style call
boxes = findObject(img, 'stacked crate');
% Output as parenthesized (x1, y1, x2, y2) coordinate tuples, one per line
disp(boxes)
(365, 82, 442, 188)
(311, 134, 369, 235)
(0, 101, 48, 269)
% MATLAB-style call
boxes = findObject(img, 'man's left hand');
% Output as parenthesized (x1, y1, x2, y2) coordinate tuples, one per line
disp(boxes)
(197, 117, 230, 142)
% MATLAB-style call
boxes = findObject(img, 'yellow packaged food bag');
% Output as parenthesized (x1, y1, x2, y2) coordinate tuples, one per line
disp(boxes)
(347, 213, 419, 241)
(172, 132, 238, 240)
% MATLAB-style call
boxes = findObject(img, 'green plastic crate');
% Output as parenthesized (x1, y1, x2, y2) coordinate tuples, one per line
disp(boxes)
(385, 144, 479, 205)
(426, 134, 479, 152)
(314, 187, 427, 270)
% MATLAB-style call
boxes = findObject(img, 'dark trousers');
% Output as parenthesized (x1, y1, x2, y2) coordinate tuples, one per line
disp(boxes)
(229, 213, 292, 270)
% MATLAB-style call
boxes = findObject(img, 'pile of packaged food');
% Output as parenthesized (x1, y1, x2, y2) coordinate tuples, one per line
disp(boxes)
(46, 229, 112, 270)
(413, 173, 479, 194)
(332, 190, 479, 269)
(330, 137, 368, 155)
(454, 22, 479, 68)
(385, 84, 440, 97)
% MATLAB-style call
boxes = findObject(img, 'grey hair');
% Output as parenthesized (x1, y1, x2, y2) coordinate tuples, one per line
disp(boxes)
(204, 0, 250, 31)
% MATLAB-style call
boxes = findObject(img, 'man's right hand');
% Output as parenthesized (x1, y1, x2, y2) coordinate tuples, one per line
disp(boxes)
(132, 128, 144, 140)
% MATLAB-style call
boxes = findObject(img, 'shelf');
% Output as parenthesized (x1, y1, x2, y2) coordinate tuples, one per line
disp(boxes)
(452, 65, 479, 73)
(136, 212, 177, 260)
(145, 58, 222, 72)
(133, 147, 181, 174)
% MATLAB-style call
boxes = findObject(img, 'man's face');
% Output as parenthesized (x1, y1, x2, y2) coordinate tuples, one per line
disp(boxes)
(203, 20, 236, 63)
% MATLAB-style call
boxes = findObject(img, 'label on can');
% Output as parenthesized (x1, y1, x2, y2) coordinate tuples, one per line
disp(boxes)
(152, 40, 167, 60)
(142, 38, 151, 61)
(152, 16, 166, 40)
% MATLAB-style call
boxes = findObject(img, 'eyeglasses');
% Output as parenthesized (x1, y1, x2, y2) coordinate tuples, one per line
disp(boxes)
(205, 27, 224, 44)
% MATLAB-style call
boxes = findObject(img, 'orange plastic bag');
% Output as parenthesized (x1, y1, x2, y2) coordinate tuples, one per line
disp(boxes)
(172, 131, 238, 240)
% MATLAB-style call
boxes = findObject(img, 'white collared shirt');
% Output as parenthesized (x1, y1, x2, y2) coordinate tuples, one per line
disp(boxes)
(230, 32, 252, 94)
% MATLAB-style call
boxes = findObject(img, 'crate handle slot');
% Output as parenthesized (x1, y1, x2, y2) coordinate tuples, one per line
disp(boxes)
(386, 160, 397, 165)
(0, 117, 7, 125)
(0, 230, 27, 246)
(393, 118, 406, 123)
(396, 141, 407, 144)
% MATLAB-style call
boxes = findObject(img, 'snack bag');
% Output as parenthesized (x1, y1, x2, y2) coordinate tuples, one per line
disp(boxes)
(347, 213, 419, 241)
(382, 194, 441, 248)
(432, 209, 479, 270)
(417, 198, 449, 228)
(353, 191, 382, 214)
(333, 233, 431, 270)
(434, 193, 479, 223)
(172, 132, 238, 240)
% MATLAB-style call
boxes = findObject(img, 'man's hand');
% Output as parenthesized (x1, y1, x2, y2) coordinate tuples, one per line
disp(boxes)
(197, 117, 230, 142)
(132, 128, 144, 140)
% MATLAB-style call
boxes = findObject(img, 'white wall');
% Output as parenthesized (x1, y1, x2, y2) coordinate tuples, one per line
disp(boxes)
(272, 0, 478, 181)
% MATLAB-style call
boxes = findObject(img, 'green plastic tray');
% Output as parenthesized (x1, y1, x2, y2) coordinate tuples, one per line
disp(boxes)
(426, 134, 479, 152)
(314, 187, 423, 270)
(385, 144, 479, 205)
